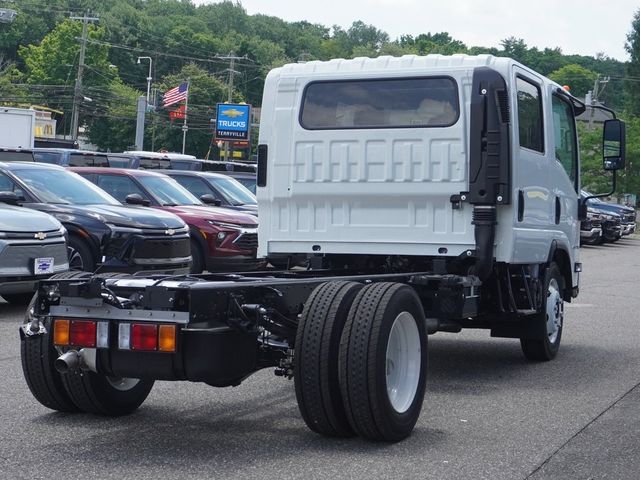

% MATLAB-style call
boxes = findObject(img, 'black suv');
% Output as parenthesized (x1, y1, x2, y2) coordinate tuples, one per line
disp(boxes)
(0, 162, 191, 274)
(582, 191, 636, 237)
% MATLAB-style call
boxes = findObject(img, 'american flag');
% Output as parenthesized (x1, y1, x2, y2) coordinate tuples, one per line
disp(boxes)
(163, 82, 188, 107)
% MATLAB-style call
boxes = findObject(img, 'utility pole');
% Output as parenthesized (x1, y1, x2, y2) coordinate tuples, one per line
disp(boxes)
(587, 75, 610, 130)
(217, 52, 246, 162)
(182, 79, 190, 155)
(69, 13, 99, 141)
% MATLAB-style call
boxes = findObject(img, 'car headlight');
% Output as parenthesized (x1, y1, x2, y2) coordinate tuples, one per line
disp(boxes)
(107, 224, 145, 236)
(206, 220, 242, 230)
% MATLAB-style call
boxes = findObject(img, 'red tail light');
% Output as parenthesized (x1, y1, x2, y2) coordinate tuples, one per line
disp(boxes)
(131, 324, 158, 351)
(69, 320, 97, 348)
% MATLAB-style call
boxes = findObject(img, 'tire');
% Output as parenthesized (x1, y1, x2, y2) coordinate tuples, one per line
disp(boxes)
(67, 236, 95, 272)
(339, 282, 428, 442)
(189, 239, 205, 274)
(20, 290, 79, 412)
(520, 262, 564, 361)
(3, 292, 38, 304)
(294, 281, 363, 437)
(61, 371, 154, 416)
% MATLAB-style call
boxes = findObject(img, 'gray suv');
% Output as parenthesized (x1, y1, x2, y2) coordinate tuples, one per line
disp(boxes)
(0, 201, 69, 304)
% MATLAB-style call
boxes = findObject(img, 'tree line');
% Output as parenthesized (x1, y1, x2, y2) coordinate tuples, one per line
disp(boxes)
(1, 0, 639, 198)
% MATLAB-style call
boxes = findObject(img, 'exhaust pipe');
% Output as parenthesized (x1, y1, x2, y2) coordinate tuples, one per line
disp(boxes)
(472, 205, 497, 281)
(54, 350, 81, 374)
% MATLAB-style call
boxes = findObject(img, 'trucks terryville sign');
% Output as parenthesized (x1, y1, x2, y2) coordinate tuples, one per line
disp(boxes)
(215, 103, 251, 141)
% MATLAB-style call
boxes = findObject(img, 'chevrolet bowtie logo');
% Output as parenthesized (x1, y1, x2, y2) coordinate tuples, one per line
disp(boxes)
(165, 229, 175, 236)
(34, 232, 47, 240)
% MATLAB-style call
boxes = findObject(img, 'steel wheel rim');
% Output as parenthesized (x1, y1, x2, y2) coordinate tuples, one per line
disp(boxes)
(385, 311, 421, 413)
(546, 278, 563, 344)
(67, 245, 84, 271)
(106, 377, 140, 392)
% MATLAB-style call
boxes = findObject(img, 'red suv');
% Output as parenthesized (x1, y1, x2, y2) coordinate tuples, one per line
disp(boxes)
(71, 167, 264, 273)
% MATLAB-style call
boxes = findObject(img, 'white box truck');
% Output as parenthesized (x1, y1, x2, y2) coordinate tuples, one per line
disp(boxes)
(0, 107, 35, 148)
(19, 55, 625, 442)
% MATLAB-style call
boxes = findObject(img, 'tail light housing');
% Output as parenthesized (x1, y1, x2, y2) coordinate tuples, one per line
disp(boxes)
(53, 319, 177, 353)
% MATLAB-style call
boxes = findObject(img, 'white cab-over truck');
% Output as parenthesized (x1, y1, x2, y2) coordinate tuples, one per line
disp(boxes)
(0, 107, 35, 148)
(20, 55, 625, 442)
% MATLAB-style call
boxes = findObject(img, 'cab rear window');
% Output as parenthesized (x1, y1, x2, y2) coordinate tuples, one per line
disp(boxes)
(300, 77, 459, 129)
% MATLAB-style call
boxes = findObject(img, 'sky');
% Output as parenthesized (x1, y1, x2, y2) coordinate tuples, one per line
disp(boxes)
(194, 0, 638, 61)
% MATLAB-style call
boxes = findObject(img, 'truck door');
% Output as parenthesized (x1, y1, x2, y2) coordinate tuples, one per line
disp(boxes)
(511, 69, 551, 262)
(549, 90, 580, 253)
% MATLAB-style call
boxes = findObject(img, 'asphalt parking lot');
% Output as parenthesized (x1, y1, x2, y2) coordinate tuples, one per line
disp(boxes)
(1, 236, 639, 480)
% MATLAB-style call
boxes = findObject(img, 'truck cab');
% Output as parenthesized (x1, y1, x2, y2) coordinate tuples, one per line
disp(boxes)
(256, 55, 602, 299)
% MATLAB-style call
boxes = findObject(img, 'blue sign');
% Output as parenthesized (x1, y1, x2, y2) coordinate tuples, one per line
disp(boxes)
(215, 103, 251, 141)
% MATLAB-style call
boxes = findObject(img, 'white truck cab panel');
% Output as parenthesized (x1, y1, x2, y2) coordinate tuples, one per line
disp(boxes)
(257, 54, 581, 288)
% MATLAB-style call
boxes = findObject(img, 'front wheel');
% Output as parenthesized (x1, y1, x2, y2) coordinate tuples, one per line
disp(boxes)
(67, 236, 95, 272)
(520, 262, 564, 361)
(189, 239, 205, 274)
(339, 283, 428, 442)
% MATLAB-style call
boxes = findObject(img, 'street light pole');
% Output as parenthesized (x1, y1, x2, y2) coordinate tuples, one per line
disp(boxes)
(137, 56, 152, 103)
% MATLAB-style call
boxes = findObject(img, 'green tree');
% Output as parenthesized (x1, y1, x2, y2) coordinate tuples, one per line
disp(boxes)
(0, 65, 29, 107)
(548, 64, 598, 98)
(625, 9, 640, 115)
(85, 80, 140, 151)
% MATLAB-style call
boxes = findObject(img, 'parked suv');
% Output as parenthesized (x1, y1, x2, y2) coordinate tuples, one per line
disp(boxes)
(0, 162, 191, 274)
(582, 190, 636, 236)
(580, 208, 603, 245)
(0, 202, 69, 303)
(71, 167, 263, 273)
(162, 170, 258, 215)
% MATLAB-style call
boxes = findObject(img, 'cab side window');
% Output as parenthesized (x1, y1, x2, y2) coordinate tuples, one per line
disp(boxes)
(551, 95, 578, 189)
(516, 77, 544, 153)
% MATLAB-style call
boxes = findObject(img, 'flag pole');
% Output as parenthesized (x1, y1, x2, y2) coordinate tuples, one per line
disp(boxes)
(181, 79, 190, 154)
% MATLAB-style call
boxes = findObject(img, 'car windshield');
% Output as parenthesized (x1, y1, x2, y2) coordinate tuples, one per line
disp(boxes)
(208, 175, 256, 206)
(12, 168, 121, 205)
(234, 177, 257, 194)
(137, 175, 201, 206)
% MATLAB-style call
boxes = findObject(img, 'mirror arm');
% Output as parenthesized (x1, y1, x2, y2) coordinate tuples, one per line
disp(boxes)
(590, 104, 617, 120)
(583, 170, 617, 203)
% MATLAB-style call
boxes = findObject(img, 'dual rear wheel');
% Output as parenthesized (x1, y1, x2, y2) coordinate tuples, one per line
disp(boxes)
(294, 281, 428, 442)
(20, 272, 153, 416)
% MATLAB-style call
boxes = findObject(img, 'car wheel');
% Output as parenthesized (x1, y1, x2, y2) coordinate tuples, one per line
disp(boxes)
(67, 236, 95, 272)
(189, 240, 205, 274)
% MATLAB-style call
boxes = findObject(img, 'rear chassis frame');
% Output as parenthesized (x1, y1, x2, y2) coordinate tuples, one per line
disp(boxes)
(30, 259, 549, 388)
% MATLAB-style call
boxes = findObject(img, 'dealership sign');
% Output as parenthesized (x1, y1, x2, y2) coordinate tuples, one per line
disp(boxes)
(215, 103, 251, 141)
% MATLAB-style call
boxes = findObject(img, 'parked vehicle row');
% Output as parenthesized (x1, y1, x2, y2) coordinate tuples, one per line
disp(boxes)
(580, 190, 636, 245)
(71, 167, 262, 272)
(0, 159, 263, 303)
